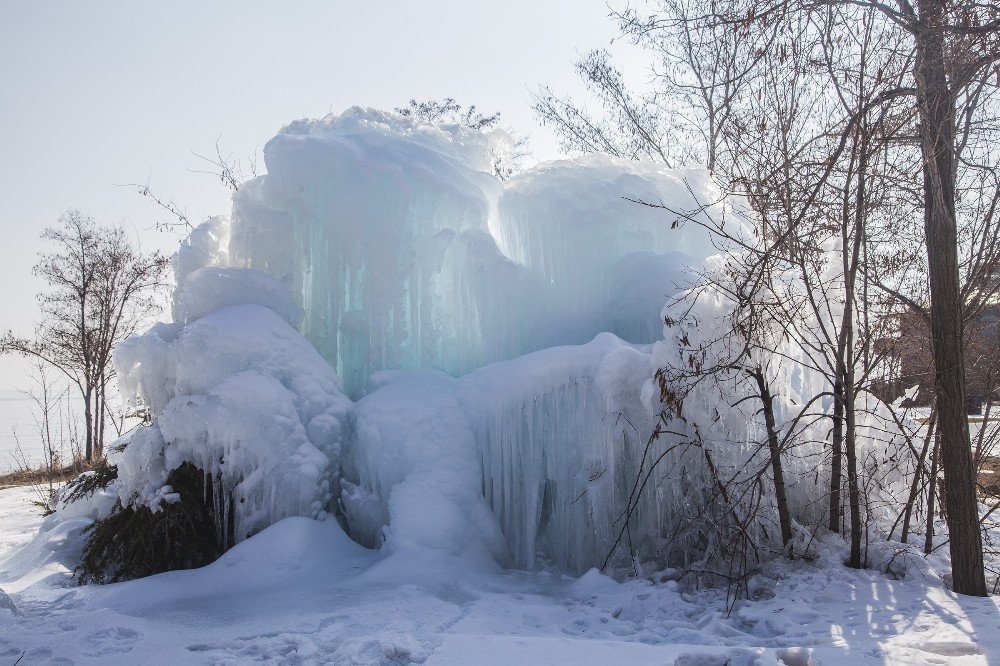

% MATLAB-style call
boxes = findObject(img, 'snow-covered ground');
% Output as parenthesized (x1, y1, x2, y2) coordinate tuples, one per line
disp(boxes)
(2, 485, 999, 665)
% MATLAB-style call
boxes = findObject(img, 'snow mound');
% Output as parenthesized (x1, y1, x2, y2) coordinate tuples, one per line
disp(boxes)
(96, 516, 377, 610)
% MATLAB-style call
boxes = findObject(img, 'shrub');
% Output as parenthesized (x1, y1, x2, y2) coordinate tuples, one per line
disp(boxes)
(76, 463, 225, 584)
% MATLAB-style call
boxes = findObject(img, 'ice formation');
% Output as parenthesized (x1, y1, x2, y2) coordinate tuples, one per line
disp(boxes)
(342, 334, 657, 571)
(113, 299, 350, 543)
(230, 107, 719, 395)
(494, 157, 722, 347)
(652, 253, 918, 546)
(93, 106, 914, 576)
(230, 108, 508, 395)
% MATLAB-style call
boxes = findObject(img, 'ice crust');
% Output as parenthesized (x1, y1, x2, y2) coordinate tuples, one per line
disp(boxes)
(173, 266, 305, 327)
(102, 107, 912, 574)
(171, 215, 231, 285)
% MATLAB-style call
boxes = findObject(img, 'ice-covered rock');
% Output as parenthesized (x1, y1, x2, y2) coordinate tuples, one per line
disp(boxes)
(113, 302, 350, 543)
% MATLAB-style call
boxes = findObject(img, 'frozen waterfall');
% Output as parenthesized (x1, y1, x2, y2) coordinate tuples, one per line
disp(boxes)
(230, 107, 720, 395)
(100, 106, 913, 576)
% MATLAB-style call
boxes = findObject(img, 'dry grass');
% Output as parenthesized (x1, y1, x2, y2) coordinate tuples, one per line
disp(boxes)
(0, 459, 98, 491)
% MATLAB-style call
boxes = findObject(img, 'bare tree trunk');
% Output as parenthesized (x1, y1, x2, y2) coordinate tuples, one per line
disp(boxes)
(902, 412, 936, 543)
(830, 378, 844, 533)
(753, 367, 794, 549)
(914, 0, 987, 596)
(841, 209, 864, 567)
(844, 374, 863, 567)
(96, 381, 106, 459)
(83, 386, 94, 462)
(925, 430, 941, 555)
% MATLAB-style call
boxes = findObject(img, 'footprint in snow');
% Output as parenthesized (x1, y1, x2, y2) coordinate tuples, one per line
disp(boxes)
(12, 647, 75, 665)
(80, 626, 141, 656)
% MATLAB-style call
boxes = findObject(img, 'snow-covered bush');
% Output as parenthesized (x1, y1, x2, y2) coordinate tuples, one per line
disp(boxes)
(643, 249, 919, 583)
(66, 251, 351, 580)
(111, 302, 350, 544)
(77, 462, 223, 584)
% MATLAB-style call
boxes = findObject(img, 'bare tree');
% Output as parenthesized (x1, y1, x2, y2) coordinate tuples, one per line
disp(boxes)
(1, 211, 169, 461)
(395, 97, 501, 130)
(397, 98, 529, 180)
(541, 0, 998, 597)
(120, 138, 261, 235)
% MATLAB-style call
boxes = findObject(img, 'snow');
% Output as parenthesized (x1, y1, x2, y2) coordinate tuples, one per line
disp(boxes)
(3, 485, 1000, 664)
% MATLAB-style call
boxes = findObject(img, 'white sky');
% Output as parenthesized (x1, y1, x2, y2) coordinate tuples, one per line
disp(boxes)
(0, 0, 648, 390)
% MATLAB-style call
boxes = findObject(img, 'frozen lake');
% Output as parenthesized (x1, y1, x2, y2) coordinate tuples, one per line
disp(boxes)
(0, 389, 96, 474)
(0, 390, 45, 473)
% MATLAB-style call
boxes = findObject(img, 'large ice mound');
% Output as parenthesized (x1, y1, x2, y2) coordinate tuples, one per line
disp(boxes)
(231, 106, 720, 394)
(89, 107, 914, 579)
